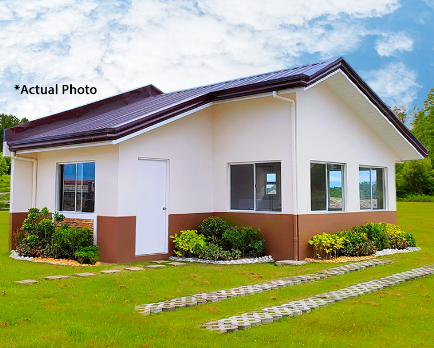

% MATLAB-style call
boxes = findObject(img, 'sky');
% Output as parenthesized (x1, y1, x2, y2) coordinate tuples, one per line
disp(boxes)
(0, 0, 433, 125)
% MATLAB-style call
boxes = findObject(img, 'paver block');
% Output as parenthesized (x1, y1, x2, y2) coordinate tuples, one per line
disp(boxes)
(15, 279, 39, 285)
(275, 260, 309, 266)
(152, 260, 169, 264)
(167, 262, 186, 266)
(73, 272, 96, 277)
(146, 265, 166, 269)
(45, 275, 69, 280)
(125, 267, 145, 271)
(101, 270, 122, 274)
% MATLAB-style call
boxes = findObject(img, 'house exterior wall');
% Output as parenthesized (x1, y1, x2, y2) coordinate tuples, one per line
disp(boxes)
(212, 94, 295, 214)
(9, 84, 401, 262)
(35, 145, 119, 216)
(10, 159, 33, 213)
(295, 81, 398, 258)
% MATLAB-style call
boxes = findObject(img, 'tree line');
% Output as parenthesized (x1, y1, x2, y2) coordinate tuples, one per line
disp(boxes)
(394, 88, 434, 198)
(0, 114, 29, 176)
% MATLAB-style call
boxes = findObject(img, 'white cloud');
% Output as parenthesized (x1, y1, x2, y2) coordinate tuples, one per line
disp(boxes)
(0, 0, 401, 120)
(375, 32, 414, 56)
(363, 62, 421, 108)
(423, 0, 434, 9)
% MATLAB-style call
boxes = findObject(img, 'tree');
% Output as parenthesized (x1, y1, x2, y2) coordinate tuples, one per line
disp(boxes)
(411, 88, 434, 162)
(0, 113, 29, 175)
(0, 153, 8, 176)
(396, 158, 434, 196)
(0, 113, 29, 145)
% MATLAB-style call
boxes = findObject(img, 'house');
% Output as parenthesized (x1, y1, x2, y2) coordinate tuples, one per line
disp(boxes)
(4, 57, 428, 263)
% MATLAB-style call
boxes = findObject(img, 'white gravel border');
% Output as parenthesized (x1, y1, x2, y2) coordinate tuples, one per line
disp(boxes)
(375, 246, 421, 256)
(169, 255, 274, 265)
(9, 250, 34, 261)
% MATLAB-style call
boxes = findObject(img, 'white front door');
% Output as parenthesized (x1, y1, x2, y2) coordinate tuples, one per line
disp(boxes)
(135, 159, 168, 256)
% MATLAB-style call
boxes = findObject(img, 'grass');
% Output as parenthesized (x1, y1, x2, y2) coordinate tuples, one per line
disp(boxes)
(1, 203, 434, 347)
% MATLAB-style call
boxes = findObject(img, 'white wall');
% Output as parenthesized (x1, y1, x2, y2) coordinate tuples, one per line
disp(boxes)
(118, 107, 214, 216)
(35, 145, 119, 216)
(212, 94, 295, 213)
(11, 159, 33, 212)
(296, 82, 397, 215)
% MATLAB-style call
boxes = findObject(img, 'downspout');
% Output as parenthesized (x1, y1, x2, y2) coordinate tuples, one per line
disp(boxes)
(272, 91, 299, 261)
(10, 152, 37, 208)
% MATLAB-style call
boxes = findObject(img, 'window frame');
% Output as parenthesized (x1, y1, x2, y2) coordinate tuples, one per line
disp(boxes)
(228, 161, 282, 213)
(56, 161, 96, 214)
(359, 166, 387, 210)
(310, 161, 346, 212)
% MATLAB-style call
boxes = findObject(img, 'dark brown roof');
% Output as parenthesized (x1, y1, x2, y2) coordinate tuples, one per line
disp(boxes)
(5, 57, 428, 157)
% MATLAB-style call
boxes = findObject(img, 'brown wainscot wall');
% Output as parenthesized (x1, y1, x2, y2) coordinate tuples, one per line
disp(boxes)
(298, 210, 397, 260)
(9, 212, 29, 250)
(10, 210, 397, 263)
(215, 212, 295, 261)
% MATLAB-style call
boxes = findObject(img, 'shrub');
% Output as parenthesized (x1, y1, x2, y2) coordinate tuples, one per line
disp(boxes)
(198, 217, 229, 244)
(15, 207, 99, 264)
(74, 246, 99, 265)
(404, 232, 417, 247)
(170, 230, 207, 257)
(202, 243, 242, 260)
(397, 194, 434, 202)
(308, 232, 346, 259)
(352, 240, 377, 256)
(222, 226, 265, 258)
(385, 223, 409, 250)
(53, 225, 94, 259)
(337, 230, 369, 257)
(352, 222, 389, 250)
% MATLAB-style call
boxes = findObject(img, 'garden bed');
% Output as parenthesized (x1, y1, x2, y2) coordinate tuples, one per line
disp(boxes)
(9, 250, 101, 266)
(169, 255, 274, 265)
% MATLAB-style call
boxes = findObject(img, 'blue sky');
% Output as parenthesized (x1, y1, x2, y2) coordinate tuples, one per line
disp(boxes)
(0, 0, 433, 124)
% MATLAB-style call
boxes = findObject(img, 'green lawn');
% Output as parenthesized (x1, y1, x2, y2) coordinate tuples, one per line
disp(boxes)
(1, 203, 433, 347)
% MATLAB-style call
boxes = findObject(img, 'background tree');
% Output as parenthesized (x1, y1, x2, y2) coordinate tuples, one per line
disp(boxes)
(0, 113, 29, 174)
(411, 88, 434, 162)
(0, 113, 29, 144)
(394, 89, 434, 198)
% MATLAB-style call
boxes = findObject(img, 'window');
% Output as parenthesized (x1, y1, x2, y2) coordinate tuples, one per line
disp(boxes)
(359, 167, 385, 210)
(58, 162, 95, 212)
(310, 162, 344, 211)
(230, 162, 281, 211)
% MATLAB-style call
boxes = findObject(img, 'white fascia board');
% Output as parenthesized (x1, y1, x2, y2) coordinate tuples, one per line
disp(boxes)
(213, 88, 302, 105)
(303, 69, 341, 91)
(16, 140, 114, 154)
(305, 69, 424, 161)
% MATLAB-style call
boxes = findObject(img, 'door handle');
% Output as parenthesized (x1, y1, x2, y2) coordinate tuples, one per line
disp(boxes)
(163, 207, 166, 210)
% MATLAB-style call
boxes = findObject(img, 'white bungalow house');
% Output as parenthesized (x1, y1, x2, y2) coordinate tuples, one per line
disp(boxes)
(4, 57, 427, 263)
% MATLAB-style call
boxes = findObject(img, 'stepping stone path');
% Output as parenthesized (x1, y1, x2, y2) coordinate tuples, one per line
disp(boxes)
(14, 260, 182, 285)
(167, 262, 186, 267)
(135, 259, 391, 316)
(146, 265, 166, 269)
(45, 275, 69, 280)
(101, 270, 122, 274)
(15, 279, 39, 285)
(200, 265, 434, 333)
(73, 272, 96, 277)
(125, 267, 145, 271)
